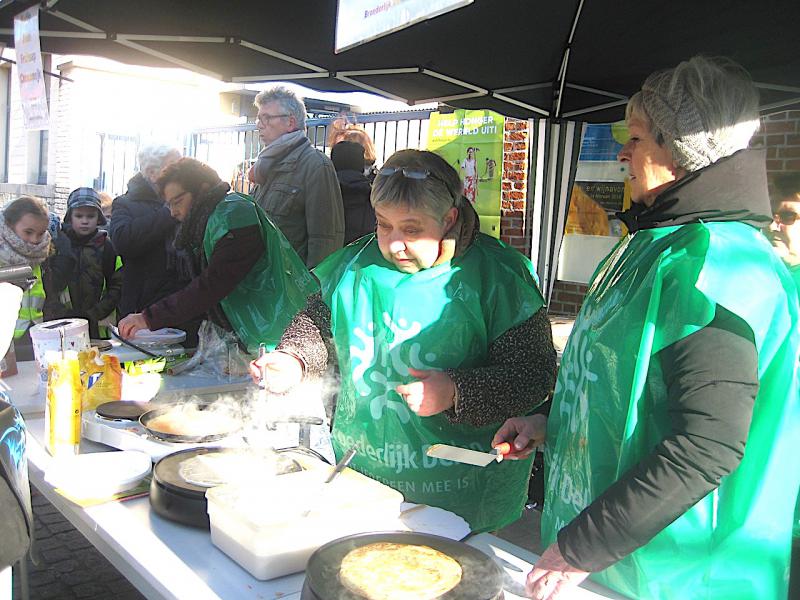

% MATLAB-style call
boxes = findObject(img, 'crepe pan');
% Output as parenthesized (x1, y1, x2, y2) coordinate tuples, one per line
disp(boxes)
(95, 400, 153, 421)
(139, 403, 241, 443)
(301, 531, 504, 600)
(150, 446, 305, 528)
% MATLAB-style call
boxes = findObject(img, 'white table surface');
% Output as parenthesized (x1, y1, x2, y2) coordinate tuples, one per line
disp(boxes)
(3, 362, 625, 600)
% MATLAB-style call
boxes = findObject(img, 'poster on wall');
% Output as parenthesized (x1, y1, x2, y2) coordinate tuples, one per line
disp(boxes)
(427, 109, 504, 238)
(559, 122, 631, 283)
(13, 7, 49, 130)
(336, 0, 473, 53)
(569, 122, 630, 238)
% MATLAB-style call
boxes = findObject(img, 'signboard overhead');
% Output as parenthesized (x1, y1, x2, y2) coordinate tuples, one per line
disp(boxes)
(336, 0, 472, 53)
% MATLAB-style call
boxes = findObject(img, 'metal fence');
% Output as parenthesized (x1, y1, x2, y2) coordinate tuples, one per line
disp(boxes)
(188, 109, 434, 195)
(93, 133, 141, 197)
(93, 109, 434, 198)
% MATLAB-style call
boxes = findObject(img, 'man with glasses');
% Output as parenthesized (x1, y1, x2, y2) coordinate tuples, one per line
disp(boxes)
(249, 86, 344, 268)
(766, 172, 800, 272)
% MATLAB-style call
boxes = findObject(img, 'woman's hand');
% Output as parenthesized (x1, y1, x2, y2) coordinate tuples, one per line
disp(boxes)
(118, 313, 148, 339)
(395, 368, 455, 417)
(526, 543, 590, 599)
(491, 414, 547, 459)
(248, 351, 303, 393)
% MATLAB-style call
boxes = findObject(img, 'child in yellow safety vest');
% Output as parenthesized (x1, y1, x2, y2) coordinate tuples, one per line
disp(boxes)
(0, 196, 51, 360)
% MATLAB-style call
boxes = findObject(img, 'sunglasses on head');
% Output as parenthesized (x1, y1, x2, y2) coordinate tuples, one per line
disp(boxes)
(776, 209, 799, 225)
(377, 166, 458, 203)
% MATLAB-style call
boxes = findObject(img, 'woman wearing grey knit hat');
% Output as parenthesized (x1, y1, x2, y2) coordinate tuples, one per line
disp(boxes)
(495, 56, 800, 600)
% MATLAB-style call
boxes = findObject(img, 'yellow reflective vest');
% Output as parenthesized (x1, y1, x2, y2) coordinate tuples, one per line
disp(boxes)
(14, 264, 44, 338)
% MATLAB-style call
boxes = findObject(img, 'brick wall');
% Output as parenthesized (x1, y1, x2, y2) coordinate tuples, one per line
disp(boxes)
(751, 110, 800, 176)
(499, 118, 530, 256)
(548, 281, 589, 316)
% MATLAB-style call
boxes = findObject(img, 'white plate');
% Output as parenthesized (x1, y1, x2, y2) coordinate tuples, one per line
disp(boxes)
(112, 326, 186, 347)
(45, 450, 152, 498)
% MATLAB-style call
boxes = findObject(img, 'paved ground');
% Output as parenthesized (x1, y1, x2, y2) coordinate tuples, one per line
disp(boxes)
(11, 485, 541, 600)
(12, 486, 145, 600)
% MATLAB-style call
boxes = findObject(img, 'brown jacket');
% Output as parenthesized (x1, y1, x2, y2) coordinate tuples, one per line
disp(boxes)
(252, 133, 344, 268)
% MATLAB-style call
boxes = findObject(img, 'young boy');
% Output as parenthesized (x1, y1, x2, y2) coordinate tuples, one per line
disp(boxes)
(44, 188, 122, 339)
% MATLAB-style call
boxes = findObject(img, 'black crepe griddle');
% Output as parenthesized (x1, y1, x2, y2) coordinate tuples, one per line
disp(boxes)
(150, 447, 303, 529)
(301, 531, 505, 600)
(95, 401, 153, 421)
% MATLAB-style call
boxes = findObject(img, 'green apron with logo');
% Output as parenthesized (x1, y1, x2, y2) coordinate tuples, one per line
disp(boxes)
(203, 193, 318, 354)
(543, 222, 800, 600)
(315, 233, 545, 532)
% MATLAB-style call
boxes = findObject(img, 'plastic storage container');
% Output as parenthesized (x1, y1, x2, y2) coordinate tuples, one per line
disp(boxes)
(30, 318, 90, 384)
(206, 466, 404, 580)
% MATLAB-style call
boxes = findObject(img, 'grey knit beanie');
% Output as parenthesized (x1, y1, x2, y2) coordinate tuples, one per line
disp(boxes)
(641, 72, 720, 172)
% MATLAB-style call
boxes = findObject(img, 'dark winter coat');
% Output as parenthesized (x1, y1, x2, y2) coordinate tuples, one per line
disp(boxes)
(108, 172, 191, 317)
(43, 227, 122, 339)
(336, 169, 376, 244)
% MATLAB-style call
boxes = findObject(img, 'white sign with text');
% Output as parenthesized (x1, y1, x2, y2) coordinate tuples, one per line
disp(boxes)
(14, 7, 49, 130)
(336, 0, 472, 53)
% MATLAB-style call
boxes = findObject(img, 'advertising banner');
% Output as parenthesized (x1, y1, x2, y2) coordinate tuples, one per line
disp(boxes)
(560, 122, 631, 283)
(427, 109, 504, 238)
(336, 0, 472, 53)
(14, 7, 49, 130)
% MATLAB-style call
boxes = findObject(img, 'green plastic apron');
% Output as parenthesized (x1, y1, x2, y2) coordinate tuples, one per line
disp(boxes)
(315, 234, 544, 532)
(543, 222, 800, 599)
(203, 193, 318, 354)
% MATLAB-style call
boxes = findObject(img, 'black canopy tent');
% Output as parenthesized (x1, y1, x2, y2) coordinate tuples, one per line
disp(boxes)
(1, 0, 799, 295)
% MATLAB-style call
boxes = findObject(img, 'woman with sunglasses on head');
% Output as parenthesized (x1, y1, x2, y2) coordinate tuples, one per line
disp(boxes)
(250, 149, 556, 533)
(117, 157, 317, 356)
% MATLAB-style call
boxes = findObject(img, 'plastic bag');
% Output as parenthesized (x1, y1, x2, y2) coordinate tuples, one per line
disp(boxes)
(78, 347, 122, 410)
(168, 320, 251, 378)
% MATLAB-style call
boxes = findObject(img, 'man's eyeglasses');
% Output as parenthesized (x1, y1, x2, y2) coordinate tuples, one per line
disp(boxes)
(165, 190, 190, 209)
(776, 209, 799, 226)
(256, 113, 290, 126)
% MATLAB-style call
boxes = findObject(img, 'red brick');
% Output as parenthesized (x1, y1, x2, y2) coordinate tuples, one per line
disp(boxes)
(786, 110, 800, 120)
(785, 159, 800, 170)
(506, 171, 524, 181)
(766, 134, 787, 146)
(504, 122, 517, 131)
(767, 112, 787, 121)
(513, 181, 525, 190)
(763, 121, 796, 134)
(508, 132, 526, 141)
(513, 141, 527, 151)
(511, 200, 526, 210)
(502, 181, 512, 190)
(767, 147, 778, 158)
(767, 159, 784, 171)
(507, 151, 526, 161)
(503, 161, 514, 171)
(786, 134, 800, 146)
(778, 146, 800, 158)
